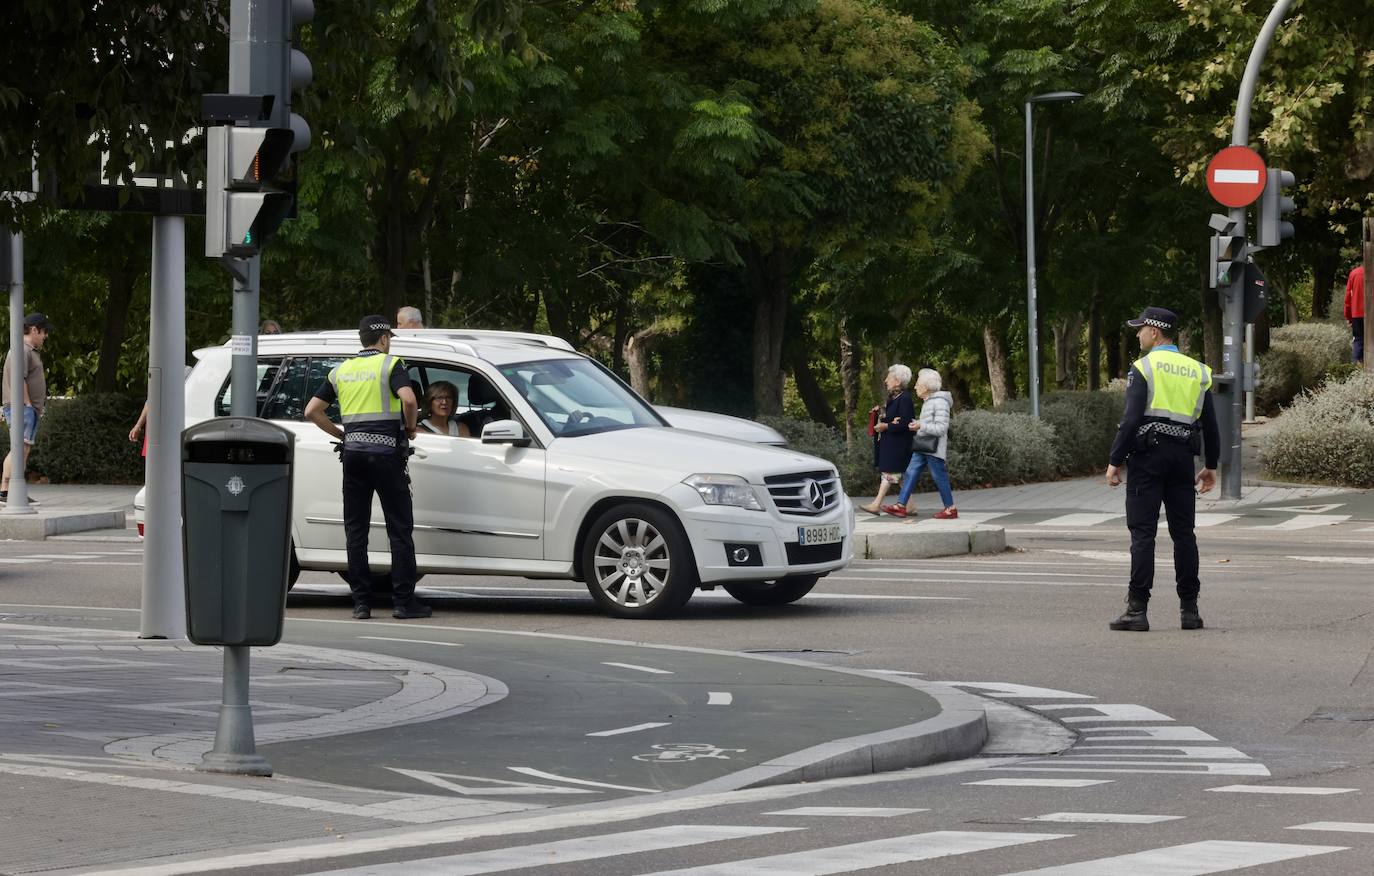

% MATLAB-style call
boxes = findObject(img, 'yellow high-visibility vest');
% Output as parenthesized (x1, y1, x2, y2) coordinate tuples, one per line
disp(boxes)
(329, 353, 402, 425)
(1131, 348, 1212, 425)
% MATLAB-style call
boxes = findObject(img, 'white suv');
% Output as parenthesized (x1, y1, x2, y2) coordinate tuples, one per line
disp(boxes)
(148, 329, 853, 618)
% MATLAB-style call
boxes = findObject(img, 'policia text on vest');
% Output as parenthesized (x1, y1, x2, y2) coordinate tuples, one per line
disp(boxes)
(304, 314, 432, 621)
(1104, 307, 1220, 634)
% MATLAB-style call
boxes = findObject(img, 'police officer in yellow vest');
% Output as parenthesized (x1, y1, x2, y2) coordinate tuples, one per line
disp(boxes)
(1105, 307, 1219, 632)
(305, 315, 430, 620)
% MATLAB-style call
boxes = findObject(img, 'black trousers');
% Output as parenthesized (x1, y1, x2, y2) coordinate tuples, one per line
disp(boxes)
(1125, 441, 1201, 604)
(341, 450, 417, 607)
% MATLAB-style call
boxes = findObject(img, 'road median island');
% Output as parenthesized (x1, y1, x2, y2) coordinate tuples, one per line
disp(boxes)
(854, 516, 1007, 559)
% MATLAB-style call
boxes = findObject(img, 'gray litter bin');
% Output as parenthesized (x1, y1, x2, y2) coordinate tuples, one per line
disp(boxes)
(182, 417, 294, 646)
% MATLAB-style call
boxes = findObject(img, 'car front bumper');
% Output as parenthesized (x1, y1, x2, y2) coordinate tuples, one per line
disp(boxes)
(666, 485, 855, 584)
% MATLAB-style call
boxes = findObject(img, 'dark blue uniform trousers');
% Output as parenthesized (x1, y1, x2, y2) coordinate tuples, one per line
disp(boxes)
(341, 450, 418, 608)
(1125, 441, 1201, 604)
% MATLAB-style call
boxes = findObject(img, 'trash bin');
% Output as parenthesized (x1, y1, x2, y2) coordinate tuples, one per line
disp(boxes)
(182, 417, 294, 646)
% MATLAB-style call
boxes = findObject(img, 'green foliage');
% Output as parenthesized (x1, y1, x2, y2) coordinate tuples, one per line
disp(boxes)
(1257, 321, 1353, 413)
(1000, 389, 1126, 475)
(0, 395, 144, 484)
(1260, 371, 1374, 486)
(1255, 348, 1305, 415)
(944, 410, 1060, 488)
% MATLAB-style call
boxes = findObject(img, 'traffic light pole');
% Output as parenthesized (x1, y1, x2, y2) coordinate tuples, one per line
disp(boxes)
(1217, 0, 1294, 500)
(2, 229, 33, 515)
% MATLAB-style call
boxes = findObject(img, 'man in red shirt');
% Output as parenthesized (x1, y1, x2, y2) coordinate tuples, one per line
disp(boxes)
(1344, 264, 1366, 363)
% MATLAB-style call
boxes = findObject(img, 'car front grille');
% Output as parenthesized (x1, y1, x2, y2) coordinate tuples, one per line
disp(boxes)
(764, 470, 841, 517)
(785, 540, 845, 564)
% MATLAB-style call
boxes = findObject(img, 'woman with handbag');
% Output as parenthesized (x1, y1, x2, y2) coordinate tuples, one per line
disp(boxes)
(860, 364, 915, 514)
(884, 368, 957, 519)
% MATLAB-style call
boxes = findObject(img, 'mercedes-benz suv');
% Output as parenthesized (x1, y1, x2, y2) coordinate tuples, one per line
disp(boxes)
(145, 329, 853, 618)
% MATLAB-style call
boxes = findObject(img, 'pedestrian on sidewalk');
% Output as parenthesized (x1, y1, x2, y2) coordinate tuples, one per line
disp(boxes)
(2, 312, 53, 505)
(1344, 263, 1365, 363)
(1105, 306, 1219, 633)
(304, 314, 430, 621)
(860, 364, 914, 514)
(884, 368, 956, 519)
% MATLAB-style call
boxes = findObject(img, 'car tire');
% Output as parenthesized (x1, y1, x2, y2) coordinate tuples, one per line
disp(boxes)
(722, 575, 820, 606)
(581, 503, 697, 619)
(287, 545, 301, 591)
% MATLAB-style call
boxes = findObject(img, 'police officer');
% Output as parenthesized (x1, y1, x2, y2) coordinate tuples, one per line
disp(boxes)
(304, 315, 430, 620)
(1105, 306, 1219, 632)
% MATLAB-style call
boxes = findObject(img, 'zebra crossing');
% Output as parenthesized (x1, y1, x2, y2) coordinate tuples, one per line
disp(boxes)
(303, 818, 1363, 875)
(889, 509, 1358, 532)
(0, 548, 143, 566)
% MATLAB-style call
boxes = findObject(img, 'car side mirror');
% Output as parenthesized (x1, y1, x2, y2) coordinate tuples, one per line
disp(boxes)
(481, 419, 531, 446)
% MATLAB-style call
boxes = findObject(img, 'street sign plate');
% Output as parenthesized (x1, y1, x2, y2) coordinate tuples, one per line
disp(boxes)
(1206, 146, 1268, 208)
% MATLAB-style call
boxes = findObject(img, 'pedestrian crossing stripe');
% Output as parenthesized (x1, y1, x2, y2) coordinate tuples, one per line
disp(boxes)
(999, 839, 1346, 875)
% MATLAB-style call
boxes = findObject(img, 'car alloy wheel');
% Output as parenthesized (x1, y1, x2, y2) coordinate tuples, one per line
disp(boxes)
(581, 502, 697, 619)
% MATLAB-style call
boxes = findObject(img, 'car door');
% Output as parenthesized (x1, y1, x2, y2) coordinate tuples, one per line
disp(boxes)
(260, 355, 352, 554)
(406, 362, 546, 561)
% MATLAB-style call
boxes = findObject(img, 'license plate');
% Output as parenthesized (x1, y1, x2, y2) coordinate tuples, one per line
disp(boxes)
(797, 523, 843, 546)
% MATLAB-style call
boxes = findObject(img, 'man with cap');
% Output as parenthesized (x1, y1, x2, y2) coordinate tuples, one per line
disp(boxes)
(2, 313, 54, 505)
(304, 315, 430, 620)
(1105, 306, 1219, 632)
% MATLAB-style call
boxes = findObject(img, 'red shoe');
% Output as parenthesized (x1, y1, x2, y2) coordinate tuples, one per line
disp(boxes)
(933, 507, 958, 520)
(881, 504, 909, 518)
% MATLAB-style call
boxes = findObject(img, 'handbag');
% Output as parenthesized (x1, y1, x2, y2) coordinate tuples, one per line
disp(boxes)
(911, 430, 940, 454)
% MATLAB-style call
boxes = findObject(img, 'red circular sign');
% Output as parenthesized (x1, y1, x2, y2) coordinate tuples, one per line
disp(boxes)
(1206, 146, 1268, 208)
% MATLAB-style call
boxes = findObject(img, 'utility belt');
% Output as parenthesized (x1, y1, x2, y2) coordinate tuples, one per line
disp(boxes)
(1134, 419, 1201, 455)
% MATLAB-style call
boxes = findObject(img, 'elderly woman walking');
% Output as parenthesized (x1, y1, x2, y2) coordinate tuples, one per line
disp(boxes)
(861, 364, 915, 514)
(884, 367, 957, 519)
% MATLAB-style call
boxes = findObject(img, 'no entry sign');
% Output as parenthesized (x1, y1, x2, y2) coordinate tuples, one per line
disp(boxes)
(1206, 145, 1268, 208)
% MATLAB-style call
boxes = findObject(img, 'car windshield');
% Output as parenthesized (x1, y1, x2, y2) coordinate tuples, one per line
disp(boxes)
(500, 358, 663, 437)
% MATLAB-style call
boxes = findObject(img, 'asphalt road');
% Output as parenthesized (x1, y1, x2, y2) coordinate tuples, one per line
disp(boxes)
(3, 507, 1373, 874)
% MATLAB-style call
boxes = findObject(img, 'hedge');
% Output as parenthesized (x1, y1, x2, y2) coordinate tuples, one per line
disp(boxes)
(764, 387, 1125, 495)
(1256, 322, 1351, 414)
(1260, 370, 1374, 486)
(0, 394, 145, 484)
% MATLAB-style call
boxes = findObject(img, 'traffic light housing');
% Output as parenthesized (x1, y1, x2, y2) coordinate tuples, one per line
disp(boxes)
(1256, 168, 1296, 247)
(205, 126, 295, 258)
(1207, 214, 1244, 290)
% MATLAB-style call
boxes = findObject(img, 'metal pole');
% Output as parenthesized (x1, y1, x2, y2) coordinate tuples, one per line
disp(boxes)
(140, 217, 187, 638)
(1218, 0, 1295, 500)
(230, 256, 260, 418)
(198, 646, 272, 775)
(1244, 323, 1256, 422)
(3, 230, 33, 514)
(1025, 100, 1040, 418)
(1363, 218, 1373, 375)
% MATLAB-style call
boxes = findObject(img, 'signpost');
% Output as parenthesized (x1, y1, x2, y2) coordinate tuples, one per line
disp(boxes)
(1205, 146, 1268, 209)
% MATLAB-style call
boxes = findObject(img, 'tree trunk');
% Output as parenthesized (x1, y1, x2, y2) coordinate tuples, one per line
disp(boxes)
(1053, 311, 1084, 390)
(1087, 281, 1102, 391)
(1311, 251, 1338, 319)
(1199, 254, 1223, 373)
(542, 288, 572, 345)
(792, 348, 838, 428)
(612, 298, 629, 375)
(95, 260, 138, 392)
(839, 318, 859, 445)
(624, 327, 658, 401)
(1105, 324, 1121, 381)
(982, 321, 1014, 406)
(748, 249, 789, 417)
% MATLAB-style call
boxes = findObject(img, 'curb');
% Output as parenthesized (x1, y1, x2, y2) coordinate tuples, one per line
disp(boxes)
(0, 509, 126, 540)
(857, 523, 1006, 559)
(679, 675, 988, 793)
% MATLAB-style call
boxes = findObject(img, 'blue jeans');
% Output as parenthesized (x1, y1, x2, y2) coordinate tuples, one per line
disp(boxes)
(1, 405, 38, 445)
(896, 452, 954, 508)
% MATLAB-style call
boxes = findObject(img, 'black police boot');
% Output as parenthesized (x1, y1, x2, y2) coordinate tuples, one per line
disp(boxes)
(352, 604, 371, 620)
(1109, 598, 1149, 632)
(1180, 600, 1204, 630)
(393, 601, 432, 620)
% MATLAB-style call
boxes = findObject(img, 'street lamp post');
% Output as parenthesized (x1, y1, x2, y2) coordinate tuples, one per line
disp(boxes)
(1024, 90, 1083, 417)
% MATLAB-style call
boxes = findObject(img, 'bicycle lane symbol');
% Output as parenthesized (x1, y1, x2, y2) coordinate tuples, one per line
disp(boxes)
(633, 743, 747, 763)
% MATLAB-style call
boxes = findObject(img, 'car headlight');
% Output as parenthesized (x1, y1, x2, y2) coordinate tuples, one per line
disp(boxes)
(684, 474, 764, 511)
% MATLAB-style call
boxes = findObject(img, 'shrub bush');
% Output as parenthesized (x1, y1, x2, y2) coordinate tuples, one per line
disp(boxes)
(1259, 370, 1374, 486)
(0, 394, 145, 484)
(1254, 348, 1305, 415)
(999, 390, 1125, 476)
(944, 409, 1058, 488)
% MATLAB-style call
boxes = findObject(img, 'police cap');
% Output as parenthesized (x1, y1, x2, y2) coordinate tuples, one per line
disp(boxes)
(1126, 306, 1177, 334)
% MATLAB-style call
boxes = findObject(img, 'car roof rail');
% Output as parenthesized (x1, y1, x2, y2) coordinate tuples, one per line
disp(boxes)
(392, 329, 576, 352)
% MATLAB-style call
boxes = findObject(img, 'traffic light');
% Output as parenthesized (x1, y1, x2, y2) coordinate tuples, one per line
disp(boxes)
(281, 0, 314, 154)
(1256, 168, 1296, 247)
(205, 126, 294, 258)
(1207, 213, 1244, 290)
